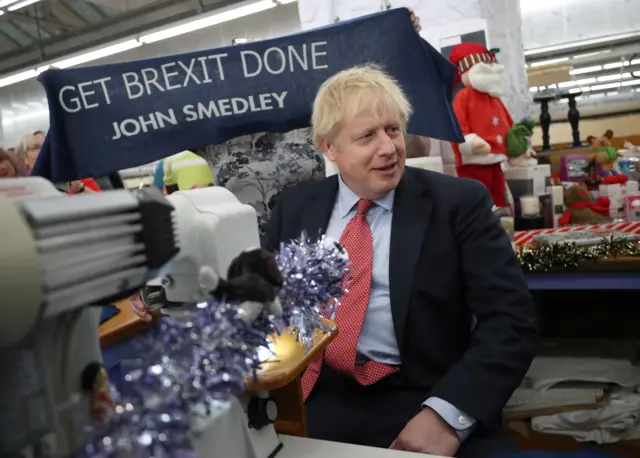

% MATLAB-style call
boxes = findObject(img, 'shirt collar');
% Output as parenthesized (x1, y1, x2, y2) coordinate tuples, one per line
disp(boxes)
(337, 174, 395, 218)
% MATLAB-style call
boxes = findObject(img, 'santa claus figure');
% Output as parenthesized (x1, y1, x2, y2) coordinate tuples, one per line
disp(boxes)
(448, 43, 512, 208)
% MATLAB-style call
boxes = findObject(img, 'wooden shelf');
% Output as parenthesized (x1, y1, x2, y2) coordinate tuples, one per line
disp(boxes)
(246, 319, 338, 392)
(99, 298, 157, 348)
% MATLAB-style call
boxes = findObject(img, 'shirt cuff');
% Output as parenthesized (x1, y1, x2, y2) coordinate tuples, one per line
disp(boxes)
(422, 397, 477, 442)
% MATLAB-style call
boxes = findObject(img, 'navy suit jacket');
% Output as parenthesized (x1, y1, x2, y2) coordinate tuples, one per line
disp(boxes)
(263, 166, 539, 426)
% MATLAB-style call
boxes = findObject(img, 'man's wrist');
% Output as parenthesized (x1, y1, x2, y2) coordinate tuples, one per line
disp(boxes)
(422, 397, 477, 442)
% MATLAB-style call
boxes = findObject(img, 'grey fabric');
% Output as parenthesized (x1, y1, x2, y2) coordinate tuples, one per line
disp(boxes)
(201, 128, 325, 236)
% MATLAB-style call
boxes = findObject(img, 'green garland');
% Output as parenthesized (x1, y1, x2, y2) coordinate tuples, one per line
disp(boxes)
(517, 237, 640, 273)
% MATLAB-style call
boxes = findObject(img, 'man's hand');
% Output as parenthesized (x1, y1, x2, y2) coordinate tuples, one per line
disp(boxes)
(389, 407, 461, 456)
(408, 8, 422, 32)
(130, 292, 153, 322)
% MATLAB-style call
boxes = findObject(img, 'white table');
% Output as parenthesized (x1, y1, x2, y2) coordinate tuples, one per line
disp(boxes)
(279, 435, 446, 458)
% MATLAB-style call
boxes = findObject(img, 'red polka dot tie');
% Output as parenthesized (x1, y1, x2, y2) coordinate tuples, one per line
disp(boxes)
(301, 199, 399, 401)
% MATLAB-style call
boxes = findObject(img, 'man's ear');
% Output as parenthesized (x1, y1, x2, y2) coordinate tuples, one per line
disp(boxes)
(320, 138, 336, 162)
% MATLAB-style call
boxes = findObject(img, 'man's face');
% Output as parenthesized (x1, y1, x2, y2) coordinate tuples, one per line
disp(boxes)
(323, 110, 405, 200)
(0, 159, 16, 178)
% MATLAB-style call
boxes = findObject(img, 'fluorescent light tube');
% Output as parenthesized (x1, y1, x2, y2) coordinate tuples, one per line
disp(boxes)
(525, 31, 640, 57)
(0, 69, 37, 88)
(570, 65, 602, 75)
(7, 0, 41, 12)
(0, 0, 21, 8)
(590, 82, 621, 91)
(44, 40, 142, 70)
(139, 0, 276, 44)
(529, 57, 569, 68)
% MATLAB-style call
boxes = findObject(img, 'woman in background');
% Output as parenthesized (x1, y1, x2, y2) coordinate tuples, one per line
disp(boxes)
(15, 130, 45, 173)
(0, 148, 18, 178)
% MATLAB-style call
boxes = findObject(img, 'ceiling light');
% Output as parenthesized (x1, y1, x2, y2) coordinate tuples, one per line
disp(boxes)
(529, 87, 538, 93)
(576, 77, 596, 85)
(557, 81, 576, 88)
(590, 82, 621, 91)
(621, 79, 640, 87)
(529, 57, 569, 67)
(524, 31, 640, 56)
(0, 11, 4, 16)
(139, 0, 275, 44)
(0, 69, 37, 88)
(597, 73, 631, 82)
(0, 0, 20, 7)
(603, 61, 627, 70)
(570, 65, 602, 75)
(40, 40, 142, 70)
(7, 0, 41, 12)
(573, 50, 611, 59)
(276, 0, 298, 3)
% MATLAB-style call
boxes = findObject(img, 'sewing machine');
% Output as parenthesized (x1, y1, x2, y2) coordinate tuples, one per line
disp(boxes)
(0, 178, 310, 458)
(0, 177, 178, 457)
(140, 185, 285, 458)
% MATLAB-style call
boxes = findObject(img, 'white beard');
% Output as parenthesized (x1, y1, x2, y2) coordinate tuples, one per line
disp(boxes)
(467, 63, 506, 98)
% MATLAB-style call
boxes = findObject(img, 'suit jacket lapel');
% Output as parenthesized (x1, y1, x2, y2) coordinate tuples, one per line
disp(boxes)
(299, 175, 338, 240)
(390, 169, 432, 352)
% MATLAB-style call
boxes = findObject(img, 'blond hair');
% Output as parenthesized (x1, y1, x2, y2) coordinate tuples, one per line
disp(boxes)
(15, 130, 44, 160)
(311, 64, 412, 150)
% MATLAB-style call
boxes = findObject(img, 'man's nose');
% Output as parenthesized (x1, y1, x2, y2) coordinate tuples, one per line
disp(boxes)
(377, 132, 397, 155)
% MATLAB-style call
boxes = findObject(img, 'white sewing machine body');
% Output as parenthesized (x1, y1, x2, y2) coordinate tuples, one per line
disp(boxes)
(146, 186, 261, 305)
(143, 186, 282, 458)
(0, 178, 177, 457)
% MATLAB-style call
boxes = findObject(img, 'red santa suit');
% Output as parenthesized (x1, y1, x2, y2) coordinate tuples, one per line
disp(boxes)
(449, 43, 513, 207)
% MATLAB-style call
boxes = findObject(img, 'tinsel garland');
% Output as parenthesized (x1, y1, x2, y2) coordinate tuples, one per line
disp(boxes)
(78, 233, 349, 457)
(517, 237, 640, 272)
(276, 233, 349, 348)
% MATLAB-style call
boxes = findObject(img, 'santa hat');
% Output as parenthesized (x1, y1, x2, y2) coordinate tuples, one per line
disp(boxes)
(448, 43, 498, 86)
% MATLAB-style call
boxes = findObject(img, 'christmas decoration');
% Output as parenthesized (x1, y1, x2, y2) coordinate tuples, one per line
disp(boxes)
(505, 118, 538, 167)
(558, 183, 611, 226)
(517, 237, 640, 272)
(78, 234, 350, 457)
(585, 130, 627, 185)
(449, 42, 520, 208)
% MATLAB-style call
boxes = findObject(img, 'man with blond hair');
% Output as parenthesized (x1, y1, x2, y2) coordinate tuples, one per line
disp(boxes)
(263, 65, 537, 457)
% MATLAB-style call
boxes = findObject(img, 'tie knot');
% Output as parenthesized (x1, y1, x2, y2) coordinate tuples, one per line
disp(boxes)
(356, 199, 375, 216)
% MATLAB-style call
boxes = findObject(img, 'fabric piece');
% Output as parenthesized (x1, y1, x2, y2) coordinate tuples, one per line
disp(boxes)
(301, 199, 399, 400)
(100, 304, 120, 324)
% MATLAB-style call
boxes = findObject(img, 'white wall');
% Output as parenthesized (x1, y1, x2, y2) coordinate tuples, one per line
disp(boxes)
(0, 2, 301, 148)
(520, 0, 640, 50)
